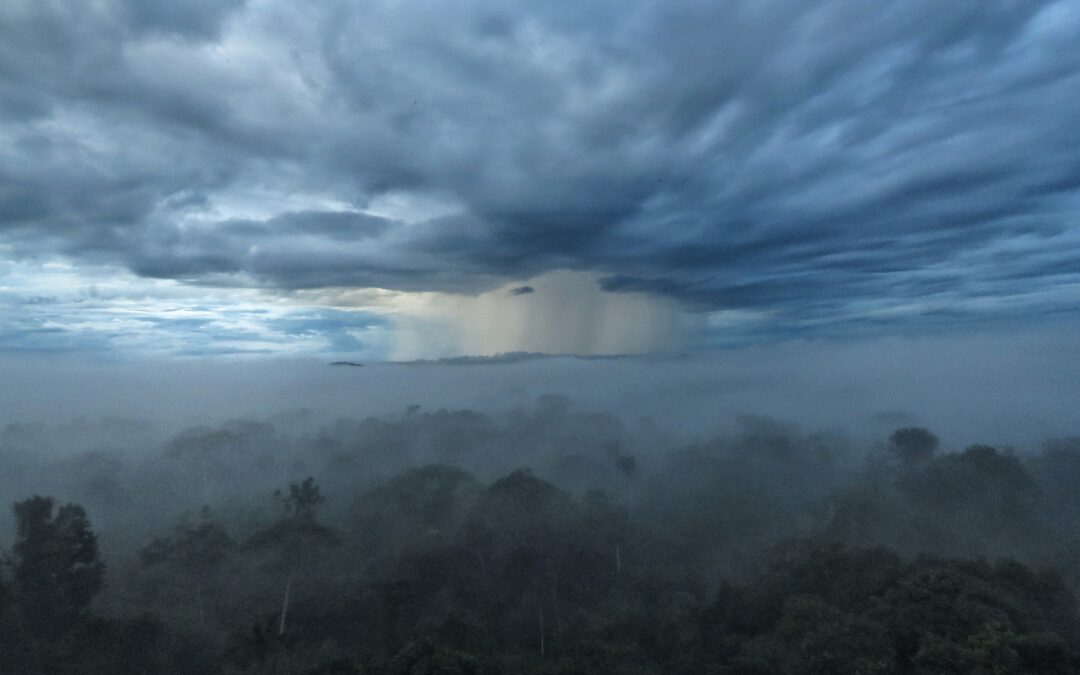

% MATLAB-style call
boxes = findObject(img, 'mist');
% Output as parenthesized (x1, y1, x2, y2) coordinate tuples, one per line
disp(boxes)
(3, 326, 1080, 670)
(3, 324, 1078, 449)
(4, 0, 1080, 670)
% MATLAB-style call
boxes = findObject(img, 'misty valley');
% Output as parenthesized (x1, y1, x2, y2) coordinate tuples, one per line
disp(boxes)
(2, 398, 1079, 673)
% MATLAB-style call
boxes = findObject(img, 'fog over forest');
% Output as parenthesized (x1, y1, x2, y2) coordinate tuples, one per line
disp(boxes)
(3, 325, 1079, 447)
(4, 0, 1080, 671)
(4, 327, 1080, 672)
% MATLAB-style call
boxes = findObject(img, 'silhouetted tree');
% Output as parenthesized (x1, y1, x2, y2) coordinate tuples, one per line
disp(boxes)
(10, 496, 104, 636)
(277, 476, 325, 520)
(247, 478, 340, 635)
(0, 567, 12, 644)
(889, 427, 939, 462)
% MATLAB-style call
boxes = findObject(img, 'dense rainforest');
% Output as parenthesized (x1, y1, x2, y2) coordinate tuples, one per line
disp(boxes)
(2, 398, 1079, 673)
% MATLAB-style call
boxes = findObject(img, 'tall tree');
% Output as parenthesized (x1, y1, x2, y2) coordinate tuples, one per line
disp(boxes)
(10, 496, 105, 636)
(246, 477, 339, 635)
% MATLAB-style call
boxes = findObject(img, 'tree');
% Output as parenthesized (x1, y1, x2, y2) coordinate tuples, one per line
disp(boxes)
(10, 496, 104, 636)
(277, 476, 326, 520)
(0, 565, 12, 644)
(246, 478, 340, 636)
(351, 464, 481, 553)
(889, 427, 939, 462)
(740, 595, 893, 674)
(388, 638, 478, 674)
(140, 507, 235, 626)
(703, 541, 1080, 673)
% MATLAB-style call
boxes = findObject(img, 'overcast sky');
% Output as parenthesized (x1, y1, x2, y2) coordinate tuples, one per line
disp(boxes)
(2, 0, 1078, 359)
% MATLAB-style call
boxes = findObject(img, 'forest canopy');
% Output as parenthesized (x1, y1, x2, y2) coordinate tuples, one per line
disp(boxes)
(2, 402, 1080, 673)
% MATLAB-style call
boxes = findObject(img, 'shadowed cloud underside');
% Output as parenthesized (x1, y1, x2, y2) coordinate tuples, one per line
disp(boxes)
(1, 0, 1079, 357)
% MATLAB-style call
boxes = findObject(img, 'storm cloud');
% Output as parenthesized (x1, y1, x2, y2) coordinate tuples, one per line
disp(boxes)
(1, 0, 1079, 354)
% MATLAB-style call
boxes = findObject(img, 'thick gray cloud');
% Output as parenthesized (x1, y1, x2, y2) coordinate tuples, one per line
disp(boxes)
(1, 0, 1079, 337)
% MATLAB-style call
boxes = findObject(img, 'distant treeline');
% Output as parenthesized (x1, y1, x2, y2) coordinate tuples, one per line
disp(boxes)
(1, 399, 1079, 673)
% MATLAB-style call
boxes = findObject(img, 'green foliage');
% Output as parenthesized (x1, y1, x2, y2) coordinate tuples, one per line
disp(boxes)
(706, 542, 1080, 673)
(913, 621, 1025, 674)
(8, 415, 1080, 674)
(739, 595, 893, 674)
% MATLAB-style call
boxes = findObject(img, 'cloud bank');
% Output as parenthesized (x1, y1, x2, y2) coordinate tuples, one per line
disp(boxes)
(1, 0, 1079, 356)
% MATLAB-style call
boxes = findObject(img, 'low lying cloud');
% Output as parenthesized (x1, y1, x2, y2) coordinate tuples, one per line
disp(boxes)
(2, 324, 1079, 450)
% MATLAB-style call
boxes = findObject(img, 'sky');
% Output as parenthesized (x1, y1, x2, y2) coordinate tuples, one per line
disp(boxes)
(1, 0, 1079, 360)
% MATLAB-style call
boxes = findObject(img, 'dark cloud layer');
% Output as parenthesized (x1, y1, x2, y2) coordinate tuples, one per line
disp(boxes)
(1, 0, 1079, 336)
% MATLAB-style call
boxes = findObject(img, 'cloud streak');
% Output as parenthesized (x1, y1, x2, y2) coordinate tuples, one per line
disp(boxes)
(1, 0, 1078, 355)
